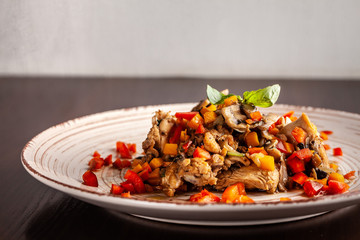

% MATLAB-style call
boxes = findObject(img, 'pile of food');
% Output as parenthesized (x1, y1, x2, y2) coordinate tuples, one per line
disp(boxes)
(82, 84, 354, 203)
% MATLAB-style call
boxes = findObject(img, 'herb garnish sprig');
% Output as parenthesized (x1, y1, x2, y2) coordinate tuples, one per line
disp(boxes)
(206, 84, 281, 108)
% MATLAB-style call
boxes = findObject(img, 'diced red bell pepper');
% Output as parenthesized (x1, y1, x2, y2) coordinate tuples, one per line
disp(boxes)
(327, 180, 350, 195)
(333, 147, 343, 156)
(116, 141, 132, 159)
(175, 112, 198, 120)
(195, 124, 206, 134)
(138, 169, 150, 181)
(344, 171, 355, 180)
(292, 172, 308, 185)
(250, 111, 262, 121)
(113, 159, 131, 169)
(127, 143, 137, 153)
(303, 180, 324, 197)
(287, 157, 305, 173)
(110, 184, 124, 195)
(104, 154, 112, 166)
(93, 151, 101, 158)
(169, 125, 183, 144)
(283, 111, 294, 119)
(82, 170, 98, 187)
(124, 170, 146, 193)
(88, 157, 105, 170)
(322, 130, 333, 135)
(291, 127, 307, 143)
(189, 189, 220, 203)
(120, 181, 135, 193)
(193, 147, 211, 160)
(182, 140, 192, 153)
(288, 148, 313, 162)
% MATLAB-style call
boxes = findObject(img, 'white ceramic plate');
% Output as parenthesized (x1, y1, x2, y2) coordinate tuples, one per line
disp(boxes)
(21, 103, 360, 226)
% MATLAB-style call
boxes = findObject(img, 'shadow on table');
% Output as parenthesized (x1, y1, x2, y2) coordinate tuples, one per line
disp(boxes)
(25, 197, 360, 240)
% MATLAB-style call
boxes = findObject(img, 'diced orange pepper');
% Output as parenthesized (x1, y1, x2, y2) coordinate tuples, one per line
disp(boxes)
(141, 162, 152, 172)
(221, 183, 247, 203)
(193, 147, 211, 160)
(268, 127, 279, 135)
(121, 192, 131, 198)
(283, 111, 294, 119)
(280, 197, 291, 201)
(180, 130, 190, 142)
(200, 104, 217, 115)
(328, 172, 345, 182)
(203, 111, 217, 124)
(324, 144, 331, 150)
(148, 168, 160, 179)
(248, 147, 268, 155)
(259, 155, 275, 171)
(187, 114, 204, 130)
(329, 163, 338, 171)
(163, 143, 178, 155)
(291, 127, 307, 143)
(224, 95, 238, 106)
(131, 164, 143, 173)
(250, 111, 262, 121)
(245, 132, 259, 147)
(320, 131, 328, 140)
(195, 123, 206, 134)
(149, 158, 163, 170)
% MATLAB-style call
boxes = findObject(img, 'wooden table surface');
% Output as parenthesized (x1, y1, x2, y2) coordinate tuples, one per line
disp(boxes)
(1, 77, 360, 240)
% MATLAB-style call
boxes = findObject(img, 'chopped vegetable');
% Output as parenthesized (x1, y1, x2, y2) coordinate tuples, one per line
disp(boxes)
(175, 112, 198, 120)
(221, 183, 254, 203)
(250, 111, 262, 121)
(224, 95, 238, 106)
(88, 157, 104, 170)
(116, 141, 132, 159)
(303, 180, 324, 197)
(291, 127, 307, 143)
(169, 125, 183, 144)
(288, 148, 313, 162)
(149, 158, 163, 170)
(245, 132, 259, 147)
(292, 172, 308, 185)
(195, 123, 206, 134)
(82, 170, 98, 187)
(259, 155, 275, 171)
(93, 151, 101, 158)
(187, 113, 204, 130)
(189, 189, 220, 203)
(104, 154, 112, 166)
(227, 151, 246, 157)
(163, 143, 178, 155)
(327, 180, 349, 194)
(124, 170, 146, 193)
(203, 111, 217, 124)
(328, 172, 345, 182)
(287, 157, 305, 173)
(247, 147, 268, 155)
(344, 171, 355, 180)
(193, 147, 211, 160)
(333, 147, 343, 156)
(127, 143, 137, 153)
(280, 197, 291, 201)
(110, 184, 124, 195)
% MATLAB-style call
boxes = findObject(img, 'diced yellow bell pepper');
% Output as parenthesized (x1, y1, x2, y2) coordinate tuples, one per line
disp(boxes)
(245, 132, 259, 147)
(187, 114, 204, 129)
(132, 164, 143, 173)
(224, 95, 238, 106)
(200, 104, 217, 115)
(203, 111, 217, 124)
(149, 158, 163, 170)
(330, 163, 338, 171)
(328, 172, 345, 182)
(259, 155, 275, 171)
(163, 143, 178, 155)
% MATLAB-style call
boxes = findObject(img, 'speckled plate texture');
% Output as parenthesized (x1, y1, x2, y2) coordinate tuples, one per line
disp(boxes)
(22, 103, 360, 226)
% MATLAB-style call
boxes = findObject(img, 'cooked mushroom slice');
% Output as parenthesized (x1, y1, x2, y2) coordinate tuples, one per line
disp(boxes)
(257, 113, 280, 131)
(215, 165, 280, 193)
(209, 154, 225, 174)
(221, 104, 248, 131)
(142, 125, 161, 159)
(159, 116, 175, 152)
(241, 103, 256, 118)
(279, 113, 329, 168)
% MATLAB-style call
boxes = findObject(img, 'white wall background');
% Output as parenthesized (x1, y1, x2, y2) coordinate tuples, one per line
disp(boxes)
(1, 0, 360, 78)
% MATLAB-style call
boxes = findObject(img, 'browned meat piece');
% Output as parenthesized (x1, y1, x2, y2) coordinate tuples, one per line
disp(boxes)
(179, 158, 217, 187)
(215, 165, 280, 193)
(203, 132, 221, 154)
(161, 163, 184, 197)
(279, 113, 329, 168)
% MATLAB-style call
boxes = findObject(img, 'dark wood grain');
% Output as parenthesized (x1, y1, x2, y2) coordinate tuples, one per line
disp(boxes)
(1, 77, 359, 240)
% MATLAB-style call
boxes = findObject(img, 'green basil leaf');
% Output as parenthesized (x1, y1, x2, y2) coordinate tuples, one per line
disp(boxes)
(243, 84, 280, 108)
(206, 85, 226, 104)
